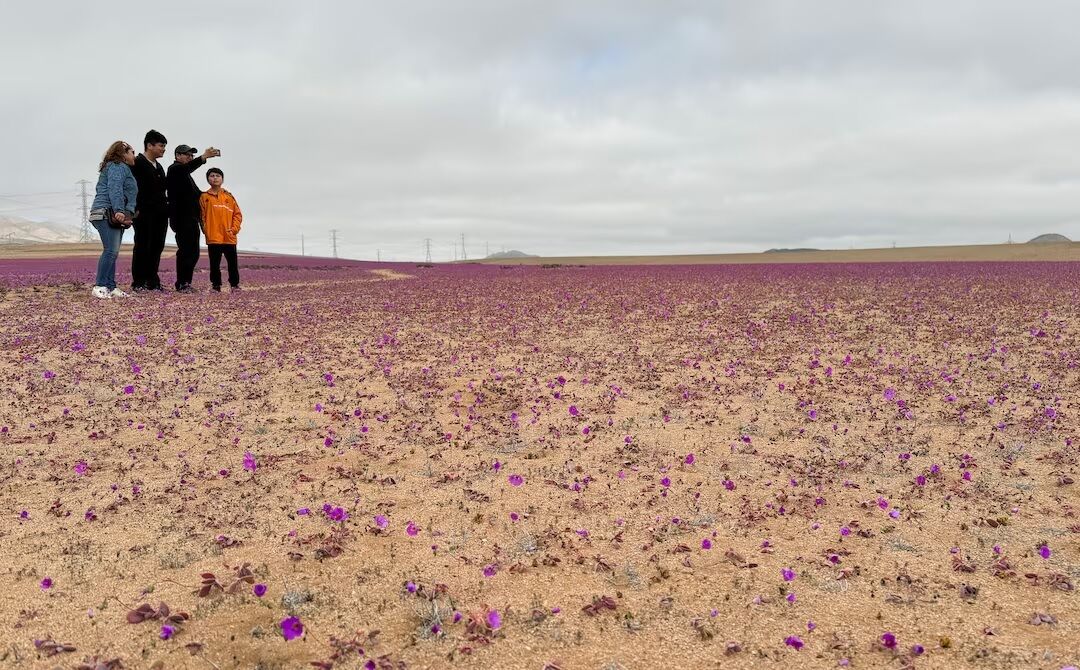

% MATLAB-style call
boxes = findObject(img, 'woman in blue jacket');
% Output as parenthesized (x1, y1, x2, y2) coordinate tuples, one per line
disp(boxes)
(90, 140, 138, 298)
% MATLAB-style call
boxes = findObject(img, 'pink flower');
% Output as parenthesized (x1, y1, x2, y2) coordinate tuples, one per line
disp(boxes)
(701, 538, 712, 550)
(486, 609, 502, 629)
(881, 632, 897, 649)
(73, 461, 88, 476)
(781, 567, 795, 582)
(40, 577, 53, 590)
(374, 515, 389, 528)
(406, 521, 420, 536)
(684, 453, 695, 466)
(242, 451, 257, 473)
(785, 635, 804, 650)
(508, 474, 524, 486)
(568, 405, 579, 417)
(1039, 545, 1051, 559)
(160, 624, 175, 640)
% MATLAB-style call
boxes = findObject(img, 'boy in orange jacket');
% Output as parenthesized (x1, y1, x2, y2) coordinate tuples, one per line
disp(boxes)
(199, 167, 243, 291)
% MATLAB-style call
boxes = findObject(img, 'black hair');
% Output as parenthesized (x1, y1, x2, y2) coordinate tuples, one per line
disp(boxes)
(206, 167, 224, 180)
(144, 129, 168, 150)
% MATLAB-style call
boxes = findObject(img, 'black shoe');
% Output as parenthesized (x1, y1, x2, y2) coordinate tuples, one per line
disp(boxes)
(211, 285, 221, 292)
(177, 284, 196, 294)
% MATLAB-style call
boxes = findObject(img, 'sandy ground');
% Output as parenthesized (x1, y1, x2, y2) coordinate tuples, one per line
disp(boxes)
(0, 255, 1077, 670)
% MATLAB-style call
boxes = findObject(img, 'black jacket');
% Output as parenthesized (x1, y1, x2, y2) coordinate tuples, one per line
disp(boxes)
(166, 156, 207, 225)
(131, 154, 168, 219)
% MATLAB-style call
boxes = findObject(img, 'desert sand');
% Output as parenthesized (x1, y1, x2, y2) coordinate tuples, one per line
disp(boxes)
(0, 248, 1076, 669)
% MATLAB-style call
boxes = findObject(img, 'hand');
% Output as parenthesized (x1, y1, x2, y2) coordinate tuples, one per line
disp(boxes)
(202, 147, 221, 159)
(112, 211, 127, 224)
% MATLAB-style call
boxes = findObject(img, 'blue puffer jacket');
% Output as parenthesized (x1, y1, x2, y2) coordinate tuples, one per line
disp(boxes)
(92, 161, 138, 216)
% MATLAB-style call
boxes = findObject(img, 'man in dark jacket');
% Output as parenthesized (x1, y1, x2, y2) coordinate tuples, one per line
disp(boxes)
(167, 144, 220, 292)
(130, 129, 169, 291)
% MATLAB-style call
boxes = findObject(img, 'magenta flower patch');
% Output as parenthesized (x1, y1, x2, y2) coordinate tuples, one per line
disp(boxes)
(508, 474, 524, 486)
(253, 583, 267, 597)
(281, 616, 304, 641)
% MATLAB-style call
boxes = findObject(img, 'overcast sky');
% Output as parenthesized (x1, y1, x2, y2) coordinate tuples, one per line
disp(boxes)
(3, 1, 1080, 260)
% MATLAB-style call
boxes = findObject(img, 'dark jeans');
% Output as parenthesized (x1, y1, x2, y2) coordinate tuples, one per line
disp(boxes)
(131, 212, 168, 289)
(173, 219, 201, 289)
(208, 244, 240, 288)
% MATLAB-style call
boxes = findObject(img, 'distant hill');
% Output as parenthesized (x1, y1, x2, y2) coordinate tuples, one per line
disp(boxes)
(1027, 233, 1071, 244)
(0, 216, 82, 244)
(484, 249, 537, 259)
(764, 247, 821, 253)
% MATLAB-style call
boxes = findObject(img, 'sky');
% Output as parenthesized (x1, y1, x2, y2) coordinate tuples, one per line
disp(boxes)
(3, 1, 1080, 260)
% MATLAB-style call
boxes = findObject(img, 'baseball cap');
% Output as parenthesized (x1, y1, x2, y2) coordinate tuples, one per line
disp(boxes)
(174, 144, 197, 155)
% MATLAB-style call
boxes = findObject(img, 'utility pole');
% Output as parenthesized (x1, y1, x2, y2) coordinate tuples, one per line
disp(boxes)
(330, 229, 338, 258)
(301, 233, 305, 256)
(377, 249, 381, 262)
(424, 238, 432, 263)
(77, 180, 94, 242)
(460, 233, 467, 260)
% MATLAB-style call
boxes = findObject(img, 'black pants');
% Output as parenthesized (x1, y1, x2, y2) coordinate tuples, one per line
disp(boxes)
(208, 244, 240, 289)
(131, 212, 168, 289)
(173, 220, 201, 289)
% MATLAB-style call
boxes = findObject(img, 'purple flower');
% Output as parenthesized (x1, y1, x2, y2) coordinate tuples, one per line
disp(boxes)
(253, 583, 267, 597)
(483, 564, 498, 577)
(508, 474, 524, 487)
(701, 538, 712, 550)
(297, 507, 310, 516)
(785, 635, 804, 650)
(684, 453, 695, 465)
(723, 479, 736, 491)
(660, 477, 671, 488)
(73, 461, 88, 476)
(242, 451, 257, 473)
(374, 514, 389, 528)
(881, 632, 897, 649)
(786, 592, 797, 603)
(40, 577, 53, 590)
(782, 567, 796, 581)
(568, 405, 579, 417)
(1039, 545, 1051, 559)
(807, 620, 816, 632)
(406, 521, 419, 536)
(43, 370, 55, 380)
(160, 625, 175, 640)
(911, 644, 925, 656)
(807, 409, 818, 420)
(280, 616, 304, 641)
(486, 609, 502, 629)
(123, 385, 134, 395)
(840, 526, 851, 536)
(405, 581, 417, 593)
(884, 388, 896, 401)
(1045, 407, 1057, 419)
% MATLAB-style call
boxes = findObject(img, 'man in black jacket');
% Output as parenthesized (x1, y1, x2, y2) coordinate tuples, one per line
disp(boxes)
(167, 144, 220, 292)
(130, 129, 169, 291)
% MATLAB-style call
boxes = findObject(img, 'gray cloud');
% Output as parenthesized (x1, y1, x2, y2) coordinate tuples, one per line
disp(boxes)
(4, 1, 1080, 259)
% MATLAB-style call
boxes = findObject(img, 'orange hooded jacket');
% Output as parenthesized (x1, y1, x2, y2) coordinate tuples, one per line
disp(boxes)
(199, 189, 243, 245)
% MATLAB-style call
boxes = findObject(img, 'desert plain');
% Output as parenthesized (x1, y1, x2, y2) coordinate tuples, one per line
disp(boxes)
(0, 243, 1078, 669)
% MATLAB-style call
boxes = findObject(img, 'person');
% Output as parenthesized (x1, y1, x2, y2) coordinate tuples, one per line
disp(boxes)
(167, 144, 220, 292)
(89, 141, 137, 299)
(130, 129, 169, 292)
(199, 167, 243, 291)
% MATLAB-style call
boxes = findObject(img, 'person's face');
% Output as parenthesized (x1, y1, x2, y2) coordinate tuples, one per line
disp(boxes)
(146, 142, 166, 160)
(207, 173, 223, 188)
(175, 152, 194, 164)
(123, 145, 136, 166)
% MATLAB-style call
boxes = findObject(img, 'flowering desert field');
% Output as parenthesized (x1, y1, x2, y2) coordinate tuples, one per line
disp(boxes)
(1, 251, 1078, 669)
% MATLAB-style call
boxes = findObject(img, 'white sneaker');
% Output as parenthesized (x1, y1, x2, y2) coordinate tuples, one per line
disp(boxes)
(109, 288, 130, 298)
(91, 286, 111, 299)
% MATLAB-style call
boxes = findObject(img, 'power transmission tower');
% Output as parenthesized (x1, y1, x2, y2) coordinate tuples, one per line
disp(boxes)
(77, 180, 94, 242)
(460, 233, 467, 260)
(330, 229, 338, 258)
(485, 241, 490, 258)
(301, 233, 305, 256)
(424, 238, 432, 263)
(377, 249, 381, 262)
